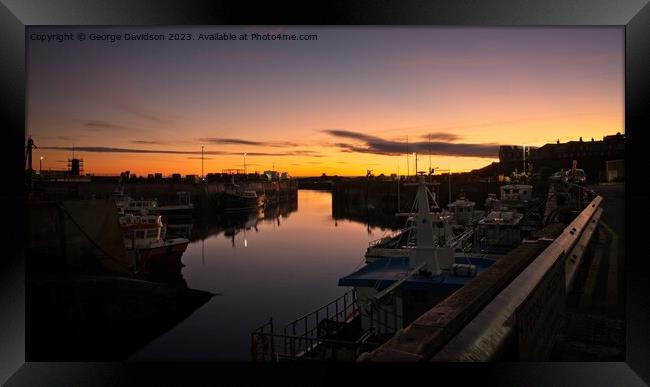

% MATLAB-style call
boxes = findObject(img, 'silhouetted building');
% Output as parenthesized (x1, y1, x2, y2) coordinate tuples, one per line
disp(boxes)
(185, 174, 200, 183)
(68, 158, 83, 176)
(529, 133, 624, 161)
(498, 145, 536, 163)
(528, 133, 625, 182)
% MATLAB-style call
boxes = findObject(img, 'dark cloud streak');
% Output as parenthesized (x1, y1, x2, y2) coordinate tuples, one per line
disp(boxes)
(84, 120, 133, 131)
(323, 129, 498, 158)
(420, 132, 462, 141)
(131, 140, 167, 145)
(40, 146, 322, 157)
(199, 137, 300, 147)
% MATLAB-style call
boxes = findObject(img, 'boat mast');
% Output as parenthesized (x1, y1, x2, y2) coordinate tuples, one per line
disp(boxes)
(409, 175, 441, 275)
(415, 176, 434, 248)
(406, 135, 409, 178)
(397, 165, 400, 212)
(428, 134, 431, 179)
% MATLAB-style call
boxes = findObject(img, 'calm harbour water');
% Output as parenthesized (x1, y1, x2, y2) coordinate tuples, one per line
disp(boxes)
(130, 189, 396, 361)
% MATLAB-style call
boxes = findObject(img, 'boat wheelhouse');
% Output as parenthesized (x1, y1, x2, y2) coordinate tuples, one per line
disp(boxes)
(156, 191, 194, 218)
(448, 192, 475, 225)
(113, 193, 158, 215)
(500, 184, 533, 202)
(476, 210, 524, 254)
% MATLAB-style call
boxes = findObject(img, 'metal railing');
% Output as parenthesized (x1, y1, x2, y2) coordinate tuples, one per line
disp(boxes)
(252, 289, 365, 361)
(252, 329, 380, 362)
(432, 194, 603, 361)
(284, 288, 358, 338)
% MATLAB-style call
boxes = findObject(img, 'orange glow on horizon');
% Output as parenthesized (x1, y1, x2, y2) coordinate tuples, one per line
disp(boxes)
(28, 27, 624, 177)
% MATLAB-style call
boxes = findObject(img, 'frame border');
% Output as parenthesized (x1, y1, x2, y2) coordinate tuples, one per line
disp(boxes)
(1, 1, 648, 385)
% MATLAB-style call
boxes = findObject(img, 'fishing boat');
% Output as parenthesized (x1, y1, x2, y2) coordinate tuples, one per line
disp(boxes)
(338, 175, 496, 340)
(475, 210, 525, 255)
(221, 177, 265, 213)
(119, 212, 189, 270)
(364, 178, 483, 262)
(493, 178, 545, 237)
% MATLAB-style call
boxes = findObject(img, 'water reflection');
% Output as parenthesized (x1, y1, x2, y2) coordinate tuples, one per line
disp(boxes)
(130, 190, 398, 361)
(164, 197, 299, 244)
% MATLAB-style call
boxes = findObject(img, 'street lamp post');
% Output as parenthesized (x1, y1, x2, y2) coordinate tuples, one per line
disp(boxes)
(244, 153, 247, 176)
(39, 156, 43, 175)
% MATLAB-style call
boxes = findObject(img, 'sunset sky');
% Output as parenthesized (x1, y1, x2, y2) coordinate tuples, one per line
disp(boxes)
(27, 27, 624, 177)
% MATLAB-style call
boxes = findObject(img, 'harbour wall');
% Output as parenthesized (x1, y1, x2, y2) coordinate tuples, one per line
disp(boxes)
(28, 199, 130, 274)
(34, 179, 298, 212)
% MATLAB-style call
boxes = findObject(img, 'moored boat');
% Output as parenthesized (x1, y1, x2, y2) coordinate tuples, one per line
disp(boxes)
(221, 178, 265, 212)
(119, 212, 189, 271)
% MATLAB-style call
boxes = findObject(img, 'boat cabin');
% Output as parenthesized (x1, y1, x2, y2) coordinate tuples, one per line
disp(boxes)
(447, 193, 476, 226)
(477, 210, 524, 248)
(500, 184, 533, 202)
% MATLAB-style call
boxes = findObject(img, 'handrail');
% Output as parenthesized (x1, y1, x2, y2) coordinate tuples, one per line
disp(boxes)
(360, 195, 603, 362)
(284, 288, 357, 331)
(252, 330, 384, 361)
(432, 195, 603, 361)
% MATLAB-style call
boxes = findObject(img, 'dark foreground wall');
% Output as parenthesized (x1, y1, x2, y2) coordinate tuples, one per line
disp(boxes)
(27, 275, 213, 361)
(28, 199, 130, 274)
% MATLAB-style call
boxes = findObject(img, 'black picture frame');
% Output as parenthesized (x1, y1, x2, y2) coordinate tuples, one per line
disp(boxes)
(2, 1, 648, 385)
